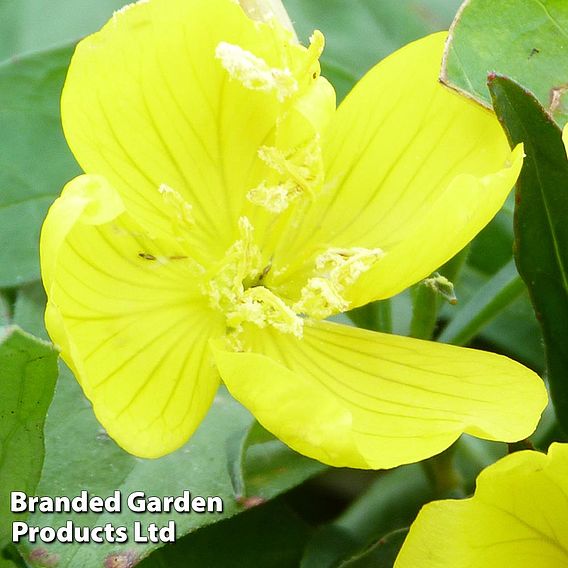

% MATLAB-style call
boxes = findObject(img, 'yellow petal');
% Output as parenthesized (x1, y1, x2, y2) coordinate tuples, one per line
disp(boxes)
(395, 443, 568, 567)
(563, 124, 568, 158)
(41, 175, 224, 458)
(213, 320, 546, 469)
(62, 0, 330, 262)
(273, 32, 522, 306)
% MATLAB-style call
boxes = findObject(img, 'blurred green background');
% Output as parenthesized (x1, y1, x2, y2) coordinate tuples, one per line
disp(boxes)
(1, 1, 556, 567)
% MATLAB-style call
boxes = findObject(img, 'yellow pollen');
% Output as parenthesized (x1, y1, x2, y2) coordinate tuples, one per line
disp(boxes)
(295, 247, 385, 318)
(226, 286, 303, 338)
(215, 42, 298, 101)
(204, 217, 303, 338)
(316, 247, 385, 286)
(247, 136, 324, 212)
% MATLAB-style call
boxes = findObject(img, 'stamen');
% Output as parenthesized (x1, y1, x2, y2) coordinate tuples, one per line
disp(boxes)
(247, 136, 324, 212)
(247, 180, 299, 213)
(204, 217, 303, 338)
(227, 286, 303, 338)
(294, 277, 348, 319)
(215, 42, 298, 102)
(316, 247, 385, 287)
(295, 247, 385, 318)
(205, 217, 262, 310)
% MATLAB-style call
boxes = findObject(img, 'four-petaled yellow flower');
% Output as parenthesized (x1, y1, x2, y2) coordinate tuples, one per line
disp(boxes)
(396, 443, 568, 567)
(40, 0, 547, 467)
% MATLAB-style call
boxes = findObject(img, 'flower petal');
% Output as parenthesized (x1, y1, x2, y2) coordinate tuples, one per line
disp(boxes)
(41, 175, 224, 458)
(213, 320, 546, 469)
(62, 0, 326, 262)
(273, 32, 522, 306)
(395, 443, 568, 567)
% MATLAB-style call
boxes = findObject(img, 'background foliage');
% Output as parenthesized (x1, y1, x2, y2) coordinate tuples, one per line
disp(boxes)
(1, 0, 565, 566)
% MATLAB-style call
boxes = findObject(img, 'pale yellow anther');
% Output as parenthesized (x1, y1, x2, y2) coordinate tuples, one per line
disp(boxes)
(248, 136, 324, 213)
(293, 277, 348, 319)
(205, 216, 262, 310)
(316, 247, 385, 286)
(247, 180, 300, 213)
(204, 217, 302, 338)
(227, 286, 303, 338)
(215, 42, 298, 102)
(295, 247, 384, 318)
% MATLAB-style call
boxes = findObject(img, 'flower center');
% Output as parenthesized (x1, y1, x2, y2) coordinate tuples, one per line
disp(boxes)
(202, 216, 383, 343)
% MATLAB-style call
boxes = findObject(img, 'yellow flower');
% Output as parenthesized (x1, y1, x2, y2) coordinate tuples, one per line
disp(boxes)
(395, 443, 568, 567)
(40, 0, 546, 467)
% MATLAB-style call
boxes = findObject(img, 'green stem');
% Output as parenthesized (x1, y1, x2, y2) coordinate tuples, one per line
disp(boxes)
(334, 466, 432, 540)
(438, 260, 525, 346)
(348, 300, 392, 333)
(421, 444, 465, 498)
(410, 284, 439, 340)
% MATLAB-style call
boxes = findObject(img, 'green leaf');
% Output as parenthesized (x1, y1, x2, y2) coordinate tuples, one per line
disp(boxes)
(227, 419, 324, 502)
(468, 205, 514, 275)
(0, 0, 127, 61)
(438, 260, 526, 346)
(443, 0, 568, 126)
(285, 0, 462, 100)
(0, 46, 80, 287)
(0, 294, 10, 328)
(301, 465, 433, 568)
(17, 366, 324, 566)
(339, 529, 408, 568)
(12, 284, 48, 341)
(0, 327, 58, 549)
(139, 499, 311, 568)
(440, 265, 544, 369)
(489, 75, 568, 431)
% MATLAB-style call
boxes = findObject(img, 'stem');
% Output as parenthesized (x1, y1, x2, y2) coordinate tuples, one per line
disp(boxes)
(348, 300, 393, 333)
(410, 284, 439, 340)
(334, 466, 433, 541)
(438, 260, 525, 346)
(421, 444, 465, 498)
(238, 0, 298, 41)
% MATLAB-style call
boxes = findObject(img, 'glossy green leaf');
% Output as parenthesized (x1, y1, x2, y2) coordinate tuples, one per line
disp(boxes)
(140, 499, 311, 568)
(0, 327, 58, 550)
(17, 366, 324, 567)
(443, 0, 568, 126)
(489, 75, 568, 431)
(286, 0, 462, 100)
(0, 46, 79, 287)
